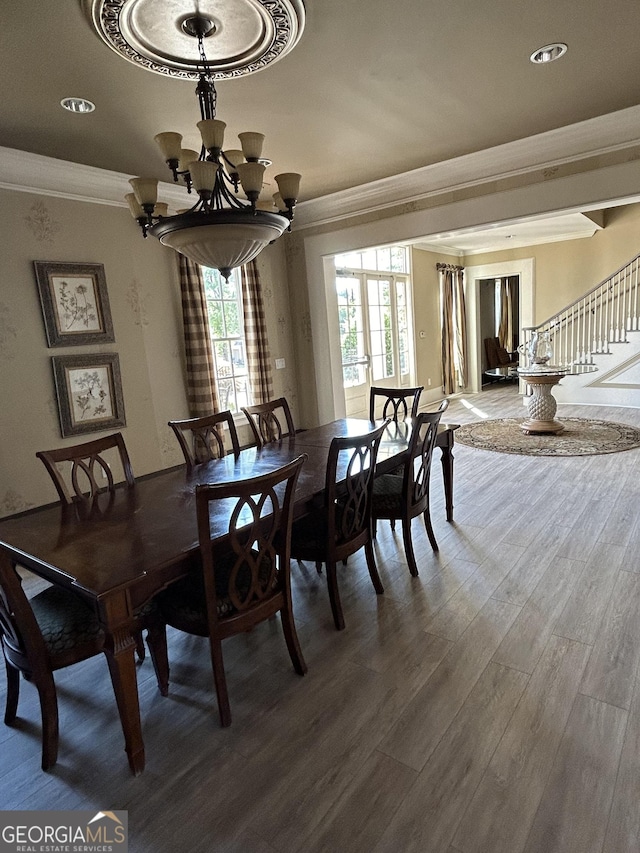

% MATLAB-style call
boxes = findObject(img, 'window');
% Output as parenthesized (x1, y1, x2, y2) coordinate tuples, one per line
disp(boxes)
(202, 267, 252, 413)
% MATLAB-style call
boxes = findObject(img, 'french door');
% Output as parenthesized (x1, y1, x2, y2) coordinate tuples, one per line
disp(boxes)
(336, 271, 413, 418)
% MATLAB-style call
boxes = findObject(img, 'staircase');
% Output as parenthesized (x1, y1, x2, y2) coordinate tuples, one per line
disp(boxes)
(521, 254, 640, 407)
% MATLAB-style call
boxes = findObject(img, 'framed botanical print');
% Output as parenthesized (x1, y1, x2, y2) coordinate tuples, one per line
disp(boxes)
(52, 353, 126, 437)
(34, 261, 115, 347)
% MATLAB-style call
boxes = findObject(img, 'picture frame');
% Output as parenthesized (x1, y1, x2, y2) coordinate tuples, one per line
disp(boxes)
(51, 353, 126, 437)
(34, 261, 115, 347)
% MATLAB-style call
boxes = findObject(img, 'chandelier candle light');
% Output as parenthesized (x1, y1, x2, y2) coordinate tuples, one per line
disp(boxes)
(123, 11, 301, 280)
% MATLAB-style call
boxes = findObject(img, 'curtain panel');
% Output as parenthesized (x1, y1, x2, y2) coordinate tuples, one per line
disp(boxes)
(438, 263, 468, 395)
(241, 260, 274, 405)
(177, 254, 220, 417)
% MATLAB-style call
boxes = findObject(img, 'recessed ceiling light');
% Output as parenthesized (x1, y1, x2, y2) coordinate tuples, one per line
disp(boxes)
(60, 97, 96, 113)
(530, 43, 567, 64)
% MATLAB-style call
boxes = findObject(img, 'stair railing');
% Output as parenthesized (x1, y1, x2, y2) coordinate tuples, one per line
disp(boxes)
(522, 253, 640, 366)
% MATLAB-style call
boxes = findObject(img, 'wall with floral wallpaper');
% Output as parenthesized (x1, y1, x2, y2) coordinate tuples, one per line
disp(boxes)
(0, 188, 299, 518)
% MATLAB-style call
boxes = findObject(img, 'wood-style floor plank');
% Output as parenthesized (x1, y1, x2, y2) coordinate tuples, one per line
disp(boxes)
(580, 569, 640, 710)
(491, 556, 586, 673)
(522, 693, 627, 853)
(373, 662, 529, 853)
(452, 635, 592, 853)
(602, 672, 640, 853)
(295, 751, 418, 853)
(554, 542, 625, 645)
(378, 597, 520, 771)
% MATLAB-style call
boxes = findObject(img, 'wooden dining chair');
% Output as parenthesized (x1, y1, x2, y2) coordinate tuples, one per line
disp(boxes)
(0, 550, 136, 770)
(156, 454, 308, 726)
(241, 397, 295, 447)
(371, 401, 448, 577)
(35, 433, 167, 680)
(289, 421, 389, 631)
(168, 411, 240, 468)
(369, 386, 424, 423)
(36, 432, 135, 506)
(369, 386, 425, 487)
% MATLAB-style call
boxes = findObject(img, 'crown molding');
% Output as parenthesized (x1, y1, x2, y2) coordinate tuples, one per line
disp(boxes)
(0, 147, 187, 208)
(1, 104, 640, 224)
(293, 105, 640, 229)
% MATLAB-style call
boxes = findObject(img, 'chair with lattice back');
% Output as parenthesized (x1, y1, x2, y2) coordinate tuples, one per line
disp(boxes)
(289, 420, 389, 630)
(371, 401, 448, 577)
(168, 411, 240, 469)
(369, 386, 423, 423)
(35, 433, 168, 681)
(36, 432, 135, 506)
(241, 397, 295, 447)
(156, 454, 308, 726)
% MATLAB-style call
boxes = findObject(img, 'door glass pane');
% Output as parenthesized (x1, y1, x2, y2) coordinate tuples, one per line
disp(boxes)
(361, 249, 377, 271)
(390, 247, 407, 273)
(337, 276, 366, 387)
(367, 278, 394, 380)
(396, 279, 409, 377)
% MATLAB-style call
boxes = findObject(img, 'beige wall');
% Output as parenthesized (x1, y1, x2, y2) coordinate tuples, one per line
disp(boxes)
(411, 247, 451, 393)
(466, 204, 640, 323)
(0, 189, 298, 517)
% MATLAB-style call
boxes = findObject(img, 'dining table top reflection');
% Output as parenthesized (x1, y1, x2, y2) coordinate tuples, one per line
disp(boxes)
(0, 416, 459, 775)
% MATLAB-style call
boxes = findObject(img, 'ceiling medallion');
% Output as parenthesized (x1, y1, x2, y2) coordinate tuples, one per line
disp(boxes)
(83, 0, 306, 79)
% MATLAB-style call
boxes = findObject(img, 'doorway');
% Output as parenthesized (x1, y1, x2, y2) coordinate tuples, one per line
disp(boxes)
(479, 276, 520, 378)
(464, 258, 535, 393)
(334, 248, 414, 418)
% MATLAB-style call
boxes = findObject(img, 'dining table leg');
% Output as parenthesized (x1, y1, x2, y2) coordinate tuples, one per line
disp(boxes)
(439, 442, 455, 522)
(102, 615, 146, 775)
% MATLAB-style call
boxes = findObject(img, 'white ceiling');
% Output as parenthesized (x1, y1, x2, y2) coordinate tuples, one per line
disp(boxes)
(3, 1, 640, 251)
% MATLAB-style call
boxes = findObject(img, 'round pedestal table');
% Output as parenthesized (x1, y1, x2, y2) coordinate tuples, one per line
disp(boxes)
(518, 369, 566, 434)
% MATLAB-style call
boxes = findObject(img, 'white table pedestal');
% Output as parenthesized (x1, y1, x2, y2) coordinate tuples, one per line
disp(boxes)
(519, 371, 565, 434)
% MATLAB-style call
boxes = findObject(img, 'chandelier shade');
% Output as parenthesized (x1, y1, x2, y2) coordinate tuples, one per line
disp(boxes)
(149, 210, 290, 279)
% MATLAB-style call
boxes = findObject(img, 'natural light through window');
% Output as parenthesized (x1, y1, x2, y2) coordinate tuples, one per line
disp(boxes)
(334, 246, 412, 390)
(202, 267, 251, 413)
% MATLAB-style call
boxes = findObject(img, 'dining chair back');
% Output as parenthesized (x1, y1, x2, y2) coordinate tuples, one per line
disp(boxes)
(157, 454, 308, 726)
(168, 411, 240, 468)
(36, 432, 134, 505)
(0, 550, 113, 769)
(241, 397, 295, 447)
(372, 401, 448, 576)
(289, 420, 389, 630)
(36, 433, 168, 684)
(369, 386, 423, 423)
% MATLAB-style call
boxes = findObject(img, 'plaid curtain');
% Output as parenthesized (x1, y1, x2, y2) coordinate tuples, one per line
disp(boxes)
(438, 264, 468, 395)
(241, 260, 273, 404)
(177, 254, 220, 417)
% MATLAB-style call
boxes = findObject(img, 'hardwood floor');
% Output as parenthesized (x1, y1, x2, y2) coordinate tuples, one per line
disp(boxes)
(2, 385, 640, 853)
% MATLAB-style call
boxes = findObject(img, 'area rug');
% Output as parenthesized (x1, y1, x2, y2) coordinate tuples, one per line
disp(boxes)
(455, 418, 640, 457)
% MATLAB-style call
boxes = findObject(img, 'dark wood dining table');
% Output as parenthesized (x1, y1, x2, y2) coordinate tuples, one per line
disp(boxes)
(0, 417, 459, 775)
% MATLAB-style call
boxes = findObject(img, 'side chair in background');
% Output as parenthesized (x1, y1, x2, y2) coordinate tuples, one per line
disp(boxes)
(289, 421, 389, 631)
(241, 397, 295, 447)
(371, 401, 448, 577)
(369, 386, 423, 423)
(169, 411, 240, 468)
(35, 433, 168, 687)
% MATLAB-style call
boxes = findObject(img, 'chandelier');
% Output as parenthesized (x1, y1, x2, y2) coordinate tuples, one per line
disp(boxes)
(83, 1, 305, 280)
